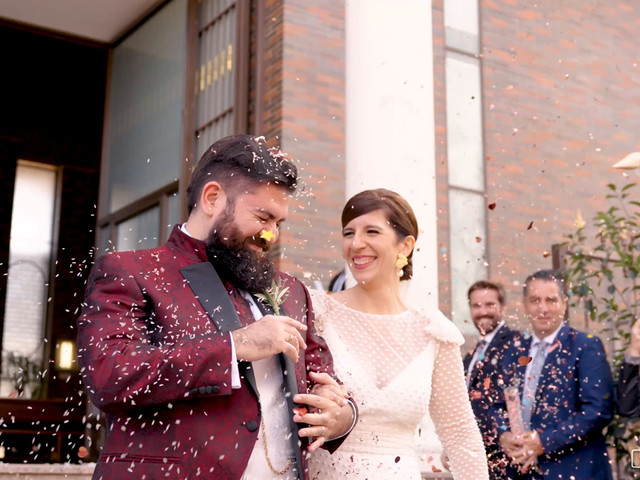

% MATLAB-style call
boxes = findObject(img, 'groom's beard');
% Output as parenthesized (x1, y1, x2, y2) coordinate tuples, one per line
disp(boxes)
(205, 210, 276, 293)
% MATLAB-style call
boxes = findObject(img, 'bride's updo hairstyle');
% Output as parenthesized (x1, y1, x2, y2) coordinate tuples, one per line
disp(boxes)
(341, 188, 419, 281)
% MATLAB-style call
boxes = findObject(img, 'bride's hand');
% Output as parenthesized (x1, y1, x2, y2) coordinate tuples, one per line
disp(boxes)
(309, 372, 349, 407)
(294, 373, 355, 452)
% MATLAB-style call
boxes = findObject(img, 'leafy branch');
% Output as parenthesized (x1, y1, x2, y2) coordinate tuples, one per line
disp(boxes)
(562, 182, 640, 478)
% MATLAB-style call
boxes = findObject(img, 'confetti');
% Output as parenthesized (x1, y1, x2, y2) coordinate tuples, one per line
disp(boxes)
(260, 229, 276, 242)
(518, 356, 532, 366)
(527, 221, 534, 230)
(475, 236, 482, 243)
(488, 202, 497, 210)
(542, 250, 551, 258)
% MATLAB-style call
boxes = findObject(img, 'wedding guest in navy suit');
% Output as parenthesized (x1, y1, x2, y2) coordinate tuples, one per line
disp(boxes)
(493, 270, 613, 480)
(463, 280, 519, 479)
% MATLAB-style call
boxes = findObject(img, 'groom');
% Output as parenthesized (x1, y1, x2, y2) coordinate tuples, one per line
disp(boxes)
(77, 134, 356, 479)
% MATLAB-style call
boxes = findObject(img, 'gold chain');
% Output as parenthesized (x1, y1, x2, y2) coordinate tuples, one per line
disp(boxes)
(260, 418, 293, 476)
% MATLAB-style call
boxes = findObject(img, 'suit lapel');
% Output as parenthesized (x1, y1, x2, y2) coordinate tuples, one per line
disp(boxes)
(180, 262, 242, 332)
(250, 294, 305, 480)
(468, 327, 504, 384)
(180, 262, 258, 395)
(515, 336, 532, 387)
(463, 348, 473, 371)
(181, 264, 304, 478)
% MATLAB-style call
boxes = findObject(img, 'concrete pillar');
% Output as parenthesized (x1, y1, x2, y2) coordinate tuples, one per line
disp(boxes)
(345, 0, 439, 310)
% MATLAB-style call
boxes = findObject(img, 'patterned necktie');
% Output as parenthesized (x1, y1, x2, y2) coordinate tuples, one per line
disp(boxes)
(521, 340, 549, 430)
(475, 339, 488, 363)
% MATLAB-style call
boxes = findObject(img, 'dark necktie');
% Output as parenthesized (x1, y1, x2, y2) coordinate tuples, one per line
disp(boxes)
(224, 281, 254, 327)
(467, 339, 488, 387)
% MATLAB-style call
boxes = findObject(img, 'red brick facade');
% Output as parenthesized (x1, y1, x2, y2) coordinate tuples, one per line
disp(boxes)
(251, 0, 640, 317)
(250, 0, 346, 287)
(433, 0, 640, 328)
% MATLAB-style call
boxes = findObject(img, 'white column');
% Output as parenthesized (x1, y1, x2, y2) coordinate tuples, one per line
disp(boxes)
(345, 0, 438, 309)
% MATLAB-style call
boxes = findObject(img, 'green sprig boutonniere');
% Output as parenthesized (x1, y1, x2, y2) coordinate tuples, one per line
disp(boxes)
(255, 277, 290, 315)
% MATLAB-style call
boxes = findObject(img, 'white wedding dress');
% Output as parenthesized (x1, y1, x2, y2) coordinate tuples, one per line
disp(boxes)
(307, 290, 488, 480)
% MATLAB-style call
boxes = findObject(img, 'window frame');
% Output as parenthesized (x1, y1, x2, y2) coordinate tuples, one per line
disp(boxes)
(97, 0, 251, 248)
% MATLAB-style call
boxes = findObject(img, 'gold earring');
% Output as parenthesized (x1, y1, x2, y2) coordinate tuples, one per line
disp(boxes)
(396, 253, 408, 277)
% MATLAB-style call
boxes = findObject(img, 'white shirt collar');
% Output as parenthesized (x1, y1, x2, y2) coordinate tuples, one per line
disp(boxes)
(479, 321, 505, 345)
(531, 322, 564, 347)
(179, 223, 192, 237)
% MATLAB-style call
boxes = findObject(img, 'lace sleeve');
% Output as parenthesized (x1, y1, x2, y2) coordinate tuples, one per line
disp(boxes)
(430, 341, 489, 480)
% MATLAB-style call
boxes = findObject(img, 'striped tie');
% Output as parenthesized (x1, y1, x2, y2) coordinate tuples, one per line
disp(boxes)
(521, 341, 549, 430)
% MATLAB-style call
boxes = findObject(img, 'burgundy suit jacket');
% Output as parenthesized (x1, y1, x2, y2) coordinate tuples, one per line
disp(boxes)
(77, 226, 342, 479)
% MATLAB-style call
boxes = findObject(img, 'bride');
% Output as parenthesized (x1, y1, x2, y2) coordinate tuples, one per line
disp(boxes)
(307, 189, 488, 479)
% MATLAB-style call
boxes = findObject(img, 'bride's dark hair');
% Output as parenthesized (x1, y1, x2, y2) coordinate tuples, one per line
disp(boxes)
(341, 189, 419, 281)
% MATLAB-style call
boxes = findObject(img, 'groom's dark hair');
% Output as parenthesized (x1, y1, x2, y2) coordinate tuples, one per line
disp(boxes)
(186, 134, 298, 215)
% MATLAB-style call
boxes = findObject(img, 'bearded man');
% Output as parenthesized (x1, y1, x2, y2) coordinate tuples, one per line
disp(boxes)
(463, 280, 518, 480)
(77, 134, 356, 480)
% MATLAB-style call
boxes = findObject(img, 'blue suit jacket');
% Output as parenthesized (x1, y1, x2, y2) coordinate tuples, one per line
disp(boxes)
(492, 324, 613, 480)
(464, 325, 519, 480)
(464, 325, 519, 441)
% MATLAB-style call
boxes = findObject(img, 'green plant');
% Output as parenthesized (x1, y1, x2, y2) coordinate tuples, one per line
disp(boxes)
(562, 182, 640, 478)
(1, 351, 45, 399)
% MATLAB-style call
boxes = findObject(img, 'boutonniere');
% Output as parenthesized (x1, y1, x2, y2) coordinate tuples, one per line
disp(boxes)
(255, 277, 290, 315)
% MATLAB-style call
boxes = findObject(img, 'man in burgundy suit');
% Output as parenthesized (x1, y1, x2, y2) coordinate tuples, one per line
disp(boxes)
(77, 134, 356, 479)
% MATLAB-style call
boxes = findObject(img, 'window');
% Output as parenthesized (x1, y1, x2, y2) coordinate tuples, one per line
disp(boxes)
(446, 53, 484, 191)
(448, 189, 487, 331)
(97, 0, 249, 253)
(98, 0, 188, 252)
(1, 161, 59, 398)
(195, 0, 247, 157)
(444, 0, 487, 330)
(444, 0, 479, 54)
(103, 0, 187, 215)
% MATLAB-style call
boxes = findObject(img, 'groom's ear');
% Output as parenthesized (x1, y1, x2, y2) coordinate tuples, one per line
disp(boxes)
(200, 181, 227, 217)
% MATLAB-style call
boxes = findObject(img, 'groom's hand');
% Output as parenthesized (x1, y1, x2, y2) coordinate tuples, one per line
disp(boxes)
(293, 372, 355, 452)
(232, 315, 307, 363)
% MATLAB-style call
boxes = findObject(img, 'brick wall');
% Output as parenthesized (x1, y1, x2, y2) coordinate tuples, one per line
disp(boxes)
(432, 0, 452, 316)
(433, 0, 640, 328)
(251, 0, 346, 288)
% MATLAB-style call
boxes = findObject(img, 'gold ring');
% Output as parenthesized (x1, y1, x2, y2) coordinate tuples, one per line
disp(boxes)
(287, 334, 294, 342)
